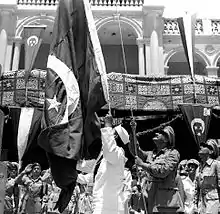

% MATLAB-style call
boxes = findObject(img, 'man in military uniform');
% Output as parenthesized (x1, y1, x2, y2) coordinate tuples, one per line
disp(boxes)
(134, 126, 184, 214)
(193, 142, 220, 214)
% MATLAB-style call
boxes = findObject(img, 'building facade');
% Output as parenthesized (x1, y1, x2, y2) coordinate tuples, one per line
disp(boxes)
(0, 0, 220, 78)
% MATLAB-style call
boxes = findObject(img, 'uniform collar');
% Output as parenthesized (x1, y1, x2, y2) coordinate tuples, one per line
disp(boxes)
(206, 158, 214, 166)
(153, 147, 168, 154)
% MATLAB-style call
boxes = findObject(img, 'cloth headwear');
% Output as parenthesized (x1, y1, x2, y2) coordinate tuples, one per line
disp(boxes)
(206, 139, 219, 159)
(179, 159, 188, 166)
(114, 125, 130, 145)
(7, 162, 19, 171)
(187, 159, 199, 167)
(160, 126, 175, 147)
(178, 159, 188, 175)
(32, 162, 41, 169)
(198, 147, 211, 155)
(76, 159, 96, 173)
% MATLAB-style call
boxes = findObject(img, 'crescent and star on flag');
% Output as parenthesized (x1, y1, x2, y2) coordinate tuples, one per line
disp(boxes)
(46, 95, 61, 112)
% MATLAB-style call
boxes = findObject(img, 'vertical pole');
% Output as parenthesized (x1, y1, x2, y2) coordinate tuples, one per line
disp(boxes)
(130, 119, 148, 213)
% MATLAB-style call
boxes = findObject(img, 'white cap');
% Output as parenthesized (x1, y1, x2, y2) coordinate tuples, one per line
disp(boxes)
(114, 125, 130, 145)
(76, 159, 96, 173)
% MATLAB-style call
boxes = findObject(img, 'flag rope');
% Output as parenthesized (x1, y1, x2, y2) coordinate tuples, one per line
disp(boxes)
(115, 3, 148, 213)
(115, 3, 134, 119)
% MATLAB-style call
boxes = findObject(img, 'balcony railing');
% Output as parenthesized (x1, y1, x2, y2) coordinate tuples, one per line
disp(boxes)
(17, 0, 58, 5)
(17, 0, 143, 6)
(163, 19, 204, 35)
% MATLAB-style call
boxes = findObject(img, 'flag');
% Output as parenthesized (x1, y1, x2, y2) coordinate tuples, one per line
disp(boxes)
(0, 29, 7, 75)
(1, 107, 43, 165)
(0, 110, 4, 157)
(177, 13, 196, 79)
(179, 104, 212, 147)
(23, 25, 46, 81)
(38, 0, 108, 212)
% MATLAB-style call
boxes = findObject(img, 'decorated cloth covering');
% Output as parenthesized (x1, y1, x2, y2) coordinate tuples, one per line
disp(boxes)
(1, 71, 220, 111)
(0, 69, 46, 108)
(107, 73, 220, 111)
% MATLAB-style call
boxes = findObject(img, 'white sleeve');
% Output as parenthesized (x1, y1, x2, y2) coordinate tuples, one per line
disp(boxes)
(77, 173, 93, 185)
(101, 127, 125, 165)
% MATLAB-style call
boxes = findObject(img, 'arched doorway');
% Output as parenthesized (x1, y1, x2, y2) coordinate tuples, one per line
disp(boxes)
(98, 21, 139, 74)
(167, 51, 207, 76)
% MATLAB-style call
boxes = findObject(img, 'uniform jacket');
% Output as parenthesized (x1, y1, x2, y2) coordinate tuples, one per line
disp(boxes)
(193, 158, 220, 214)
(92, 127, 130, 214)
(139, 147, 184, 213)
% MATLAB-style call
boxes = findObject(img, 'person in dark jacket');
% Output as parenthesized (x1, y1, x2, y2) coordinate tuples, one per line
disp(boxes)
(133, 126, 184, 214)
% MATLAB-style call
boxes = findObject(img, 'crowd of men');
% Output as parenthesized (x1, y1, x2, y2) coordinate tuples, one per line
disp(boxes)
(3, 114, 220, 214)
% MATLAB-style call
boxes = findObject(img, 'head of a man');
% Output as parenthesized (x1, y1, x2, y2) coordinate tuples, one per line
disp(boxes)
(153, 126, 175, 150)
(187, 159, 199, 176)
(31, 163, 41, 179)
(198, 145, 211, 163)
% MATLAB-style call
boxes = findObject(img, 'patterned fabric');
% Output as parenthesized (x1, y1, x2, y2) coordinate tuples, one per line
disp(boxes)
(1, 71, 220, 110)
(0, 69, 46, 108)
(106, 73, 220, 110)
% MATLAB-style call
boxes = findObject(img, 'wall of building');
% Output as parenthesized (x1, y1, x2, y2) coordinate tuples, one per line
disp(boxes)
(102, 44, 138, 74)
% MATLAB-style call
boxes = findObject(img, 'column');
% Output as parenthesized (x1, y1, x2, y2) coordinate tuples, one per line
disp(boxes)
(12, 37, 22, 71)
(4, 38, 13, 72)
(0, 29, 8, 75)
(164, 65, 169, 75)
(142, 5, 164, 76)
(206, 66, 218, 78)
(150, 30, 159, 75)
(136, 38, 145, 76)
(144, 38, 151, 76)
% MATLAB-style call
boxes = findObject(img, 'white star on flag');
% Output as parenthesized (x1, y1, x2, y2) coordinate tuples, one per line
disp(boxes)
(47, 95, 61, 112)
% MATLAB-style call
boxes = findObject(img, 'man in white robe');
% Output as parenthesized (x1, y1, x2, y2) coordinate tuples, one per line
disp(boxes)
(92, 114, 132, 214)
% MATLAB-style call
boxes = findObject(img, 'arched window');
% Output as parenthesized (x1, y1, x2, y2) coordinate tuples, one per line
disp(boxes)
(167, 51, 207, 76)
(98, 21, 138, 74)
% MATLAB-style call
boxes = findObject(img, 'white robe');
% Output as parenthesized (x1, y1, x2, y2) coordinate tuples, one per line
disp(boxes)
(92, 127, 128, 214)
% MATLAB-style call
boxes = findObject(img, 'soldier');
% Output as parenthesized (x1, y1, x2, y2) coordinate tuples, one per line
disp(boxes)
(134, 126, 184, 213)
(193, 142, 220, 214)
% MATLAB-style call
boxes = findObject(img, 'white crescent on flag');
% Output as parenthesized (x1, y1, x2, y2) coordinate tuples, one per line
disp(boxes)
(47, 54, 80, 125)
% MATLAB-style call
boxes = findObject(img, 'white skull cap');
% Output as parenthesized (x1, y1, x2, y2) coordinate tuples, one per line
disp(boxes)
(114, 124, 130, 145)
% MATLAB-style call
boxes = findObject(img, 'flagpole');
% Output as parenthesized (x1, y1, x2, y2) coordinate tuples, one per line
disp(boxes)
(192, 76, 197, 104)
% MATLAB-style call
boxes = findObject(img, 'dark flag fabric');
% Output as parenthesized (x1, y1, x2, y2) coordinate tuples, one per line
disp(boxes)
(179, 104, 212, 147)
(38, 0, 108, 212)
(177, 13, 196, 79)
(0, 110, 4, 157)
(23, 26, 46, 81)
(1, 107, 43, 165)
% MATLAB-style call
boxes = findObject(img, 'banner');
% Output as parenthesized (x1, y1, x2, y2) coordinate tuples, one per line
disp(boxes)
(0, 162, 7, 214)
(177, 13, 196, 79)
(0, 110, 4, 159)
(179, 104, 212, 147)
(23, 25, 46, 81)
